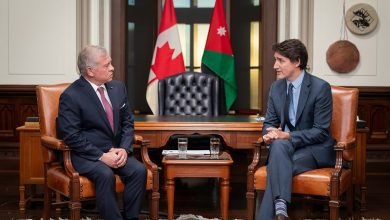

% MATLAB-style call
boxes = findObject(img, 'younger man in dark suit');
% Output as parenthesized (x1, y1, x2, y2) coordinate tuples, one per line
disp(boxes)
(57, 45, 146, 220)
(257, 39, 336, 219)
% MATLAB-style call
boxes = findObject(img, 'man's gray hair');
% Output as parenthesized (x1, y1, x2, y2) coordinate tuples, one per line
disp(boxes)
(77, 45, 108, 75)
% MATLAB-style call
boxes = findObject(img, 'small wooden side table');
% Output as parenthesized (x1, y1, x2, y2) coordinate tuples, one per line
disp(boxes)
(16, 126, 44, 214)
(162, 152, 233, 220)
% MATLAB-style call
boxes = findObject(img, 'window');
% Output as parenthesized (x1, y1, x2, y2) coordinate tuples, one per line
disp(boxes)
(123, 0, 267, 113)
(166, 0, 216, 71)
(126, 1, 157, 113)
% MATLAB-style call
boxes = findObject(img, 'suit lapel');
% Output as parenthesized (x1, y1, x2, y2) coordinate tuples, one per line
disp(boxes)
(80, 77, 114, 134)
(295, 72, 311, 123)
(105, 82, 119, 135)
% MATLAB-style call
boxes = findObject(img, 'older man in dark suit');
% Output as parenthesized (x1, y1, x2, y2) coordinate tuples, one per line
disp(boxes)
(57, 45, 146, 220)
(257, 39, 336, 220)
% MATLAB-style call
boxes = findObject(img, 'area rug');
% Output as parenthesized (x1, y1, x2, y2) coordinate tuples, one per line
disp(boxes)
(32, 216, 220, 220)
(175, 214, 219, 220)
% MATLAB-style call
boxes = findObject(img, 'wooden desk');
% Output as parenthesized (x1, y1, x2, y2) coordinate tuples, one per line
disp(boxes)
(134, 115, 263, 149)
(162, 152, 233, 220)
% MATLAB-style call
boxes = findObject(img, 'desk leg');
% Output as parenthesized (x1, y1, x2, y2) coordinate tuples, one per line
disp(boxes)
(360, 185, 367, 211)
(19, 184, 26, 214)
(220, 178, 230, 220)
(166, 177, 175, 220)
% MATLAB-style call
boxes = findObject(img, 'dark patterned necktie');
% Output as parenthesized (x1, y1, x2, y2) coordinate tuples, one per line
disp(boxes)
(97, 87, 114, 131)
(284, 83, 295, 131)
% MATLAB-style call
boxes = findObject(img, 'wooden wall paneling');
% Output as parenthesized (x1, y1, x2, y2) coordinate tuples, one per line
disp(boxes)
(111, 0, 127, 82)
(19, 104, 38, 126)
(0, 104, 15, 139)
(260, 0, 278, 113)
(0, 85, 37, 142)
(0, 85, 37, 172)
(357, 87, 390, 145)
(369, 104, 389, 142)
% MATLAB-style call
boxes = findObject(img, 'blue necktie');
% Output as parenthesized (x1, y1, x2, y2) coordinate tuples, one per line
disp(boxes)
(284, 83, 295, 131)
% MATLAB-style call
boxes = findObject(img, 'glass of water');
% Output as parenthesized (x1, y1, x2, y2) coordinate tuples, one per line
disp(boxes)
(178, 138, 188, 159)
(210, 137, 220, 157)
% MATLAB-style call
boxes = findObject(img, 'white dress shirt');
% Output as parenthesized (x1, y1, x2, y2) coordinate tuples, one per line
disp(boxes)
(85, 78, 113, 109)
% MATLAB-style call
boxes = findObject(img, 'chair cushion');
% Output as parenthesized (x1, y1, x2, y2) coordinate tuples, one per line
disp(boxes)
(254, 166, 352, 196)
(47, 165, 153, 198)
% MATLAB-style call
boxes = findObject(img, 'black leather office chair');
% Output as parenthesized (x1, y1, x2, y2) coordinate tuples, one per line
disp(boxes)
(158, 72, 221, 116)
(158, 72, 227, 151)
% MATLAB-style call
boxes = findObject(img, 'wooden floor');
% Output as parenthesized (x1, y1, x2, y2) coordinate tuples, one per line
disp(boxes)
(1, 150, 390, 220)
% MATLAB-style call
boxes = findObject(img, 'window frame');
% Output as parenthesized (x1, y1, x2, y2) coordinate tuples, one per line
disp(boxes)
(111, 0, 277, 114)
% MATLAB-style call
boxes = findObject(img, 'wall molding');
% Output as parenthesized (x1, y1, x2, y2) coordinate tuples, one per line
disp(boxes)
(355, 86, 390, 97)
(0, 85, 36, 94)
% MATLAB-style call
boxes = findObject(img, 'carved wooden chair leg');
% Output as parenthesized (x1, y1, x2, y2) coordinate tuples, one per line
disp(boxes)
(347, 187, 354, 217)
(246, 191, 255, 220)
(69, 200, 81, 220)
(329, 199, 340, 220)
(55, 192, 61, 216)
(151, 191, 160, 220)
(43, 184, 51, 220)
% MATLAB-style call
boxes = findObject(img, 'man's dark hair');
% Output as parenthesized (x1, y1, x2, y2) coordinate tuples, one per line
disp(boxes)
(272, 39, 308, 70)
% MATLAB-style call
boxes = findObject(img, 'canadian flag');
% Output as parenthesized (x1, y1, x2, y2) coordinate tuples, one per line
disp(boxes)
(146, 0, 185, 115)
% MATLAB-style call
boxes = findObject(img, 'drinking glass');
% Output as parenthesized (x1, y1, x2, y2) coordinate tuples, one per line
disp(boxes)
(178, 138, 188, 159)
(210, 137, 220, 157)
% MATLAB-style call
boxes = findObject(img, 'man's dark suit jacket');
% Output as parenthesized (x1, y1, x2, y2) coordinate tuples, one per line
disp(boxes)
(263, 72, 335, 167)
(57, 76, 134, 173)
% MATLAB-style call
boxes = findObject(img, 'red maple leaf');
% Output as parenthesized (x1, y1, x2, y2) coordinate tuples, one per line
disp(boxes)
(151, 42, 185, 79)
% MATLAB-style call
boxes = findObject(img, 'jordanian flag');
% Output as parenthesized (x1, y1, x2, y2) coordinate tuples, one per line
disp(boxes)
(201, 0, 237, 111)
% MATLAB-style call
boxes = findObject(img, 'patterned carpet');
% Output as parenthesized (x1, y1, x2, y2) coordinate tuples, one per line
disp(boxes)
(19, 216, 221, 220)
(176, 214, 220, 220)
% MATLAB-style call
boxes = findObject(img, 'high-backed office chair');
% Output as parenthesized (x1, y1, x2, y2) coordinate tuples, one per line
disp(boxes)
(246, 86, 358, 220)
(36, 84, 160, 220)
(158, 72, 221, 116)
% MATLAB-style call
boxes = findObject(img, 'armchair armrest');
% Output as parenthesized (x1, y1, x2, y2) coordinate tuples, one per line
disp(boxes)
(333, 138, 356, 168)
(40, 135, 79, 178)
(247, 136, 264, 212)
(133, 135, 155, 167)
(331, 138, 356, 184)
(253, 137, 263, 148)
(41, 135, 69, 151)
(135, 135, 159, 192)
(134, 134, 145, 145)
(248, 136, 264, 173)
(335, 138, 356, 151)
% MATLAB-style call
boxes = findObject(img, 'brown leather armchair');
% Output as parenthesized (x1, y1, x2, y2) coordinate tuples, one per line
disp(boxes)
(36, 83, 160, 220)
(246, 86, 358, 220)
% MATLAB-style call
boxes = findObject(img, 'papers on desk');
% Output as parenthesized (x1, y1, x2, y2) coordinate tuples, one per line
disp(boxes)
(162, 150, 210, 155)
